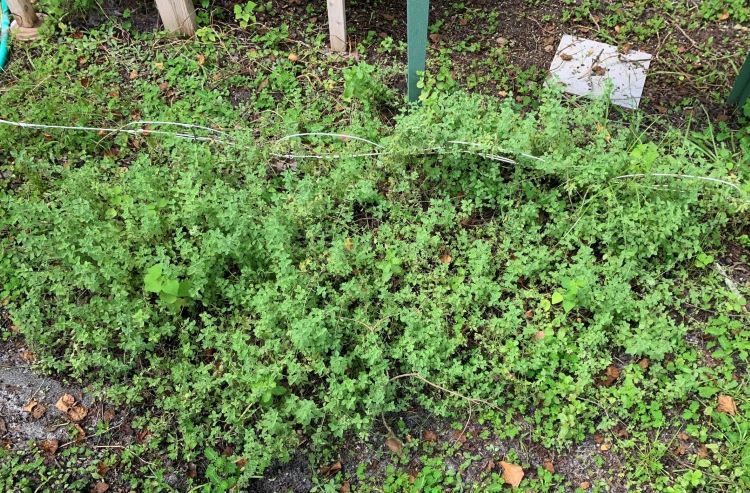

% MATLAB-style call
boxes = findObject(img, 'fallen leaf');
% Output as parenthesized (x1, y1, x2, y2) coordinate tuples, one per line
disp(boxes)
(544, 44, 554, 53)
(533, 330, 545, 341)
(525, 309, 534, 319)
(339, 481, 351, 493)
(718, 11, 730, 21)
(543, 459, 555, 473)
(600, 442, 611, 451)
(22, 399, 39, 414)
(343, 238, 354, 252)
(717, 395, 737, 416)
(158, 82, 169, 91)
(580, 481, 591, 490)
(20, 350, 36, 363)
(32, 403, 47, 419)
(498, 90, 508, 98)
(500, 461, 524, 488)
(56, 394, 76, 413)
(128, 70, 139, 80)
(154, 62, 164, 70)
(196, 54, 205, 65)
(385, 437, 403, 455)
(599, 365, 621, 386)
(592, 65, 606, 76)
(439, 253, 452, 264)
(620, 43, 633, 54)
(484, 459, 495, 472)
(318, 461, 342, 476)
(678, 432, 689, 441)
(451, 429, 467, 444)
(697, 445, 708, 458)
(429, 33, 441, 44)
(560, 53, 573, 61)
(674, 442, 688, 455)
(235, 457, 248, 468)
(102, 409, 116, 423)
(288, 53, 299, 62)
(459, 18, 468, 26)
(94, 481, 109, 493)
(68, 405, 88, 422)
(39, 439, 59, 454)
(422, 429, 438, 442)
(97, 462, 110, 475)
(638, 358, 650, 370)
(593, 433, 604, 444)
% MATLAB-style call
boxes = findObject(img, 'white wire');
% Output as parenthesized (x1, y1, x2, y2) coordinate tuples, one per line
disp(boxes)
(274, 132, 384, 148)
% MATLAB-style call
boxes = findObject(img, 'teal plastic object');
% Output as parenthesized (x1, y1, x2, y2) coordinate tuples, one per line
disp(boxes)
(728, 53, 750, 109)
(407, 0, 429, 102)
(0, 0, 9, 70)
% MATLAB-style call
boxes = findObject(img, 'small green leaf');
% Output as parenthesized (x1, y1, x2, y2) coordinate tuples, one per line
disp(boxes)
(144, 265, 163, 293)
(551, 291, 564, 305)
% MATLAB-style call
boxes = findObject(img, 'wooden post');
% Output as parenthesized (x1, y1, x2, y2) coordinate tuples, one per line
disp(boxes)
(327, 0, 346, 52)
(728, 53, 750, 109)
(407, 0, 430, 102)
(155, 0, 196, 36)
(6, 0, 38, 28)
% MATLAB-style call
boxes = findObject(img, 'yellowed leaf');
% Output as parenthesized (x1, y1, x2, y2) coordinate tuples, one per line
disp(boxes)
(196, 54, 205, 66)
(343, 238, 354, 252)
(717, 395, 737, 416)
(543, 459, 555, 473)
(31, 403, 47, 419)
(718, 11, 730, 21)
(288, 53, 299, 62)
(500, 461, 524, 488)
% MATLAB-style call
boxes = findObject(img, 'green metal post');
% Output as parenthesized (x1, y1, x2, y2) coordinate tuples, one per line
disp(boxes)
(407, 0, 429, 102)
(728, 53, 750, 109)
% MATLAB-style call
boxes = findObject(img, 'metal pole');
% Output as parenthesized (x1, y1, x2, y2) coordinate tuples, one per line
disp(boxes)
(407, 0, 429, 102)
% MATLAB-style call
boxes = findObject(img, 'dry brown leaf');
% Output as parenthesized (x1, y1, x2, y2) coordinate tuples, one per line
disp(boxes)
(543, 459, 555, 474)
(717, 395, 737, 416)
(592, 65, 606, 76)
(674, 442, 688, 456)
(544, 44, 554, 53)
(600, 442, 612, 451)
(678, 432, 689, 441)
(97, 462, 110, 475)
(498, 90, 508, 98)
(500, 461, 524, 488)
(339, 480, 351, 493)
(697, 445, 708, 458)
(525, 309, 534, 319)
(55, 394, 76, 413)
(600, 365, 621, 386)
(39, 439, 59, 455)
(102, 408, 116, 423)
(422, 429, 438, 442)
(94, 481, 110, 493)
(638, 358, 650, 370)
(593, 433, 604, 444)
(560, 53, 573, 61)
(22, 399, 38, 414)
(439, 253, 452, 265)
(385, 437, 403, 455)
(580, 481, 591, 490)
(288, 53, 299, 62)
(533, 330, 545, 341)
(196, 54, 205, 66)
(318, 461, 342, 476)
(718, 11, 730, 21)
(20, 350, 36, 363)
(429, 33, 442, 44)
(128, 70, 139, 80)
(31, 403, 47, 419)
(68, 405, 88, 422)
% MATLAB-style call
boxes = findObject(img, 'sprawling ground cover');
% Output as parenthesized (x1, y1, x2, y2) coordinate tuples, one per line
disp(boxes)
(1, 1, 749, 492)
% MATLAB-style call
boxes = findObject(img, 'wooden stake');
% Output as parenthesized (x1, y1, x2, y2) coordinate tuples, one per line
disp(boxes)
(154, 0, 197, 36)
(327, 0, 346, 52)
(6, 0, 38, 28)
